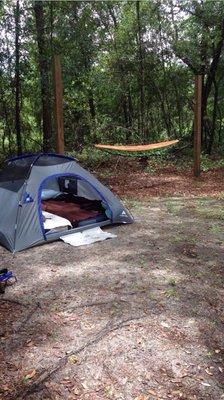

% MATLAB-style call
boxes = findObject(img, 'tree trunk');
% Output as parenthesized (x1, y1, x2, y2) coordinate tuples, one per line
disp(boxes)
(88, 90, 95, 121)
(15, 0, 22, 155)
(152, 81, 172, 136)
(202, 19, 224, 114)
(208, 78, 219, 155)
(201, 20, 224, 150)
(88, 88, 97, 142)
(34, 0, 52, 152)
(175, 14, 224, 148)
(136, 0, 145, 140)
(107, 4, 133, 137)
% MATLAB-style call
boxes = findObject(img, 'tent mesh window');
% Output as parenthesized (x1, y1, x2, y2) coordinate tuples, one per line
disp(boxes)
(0, 164, 30, 184)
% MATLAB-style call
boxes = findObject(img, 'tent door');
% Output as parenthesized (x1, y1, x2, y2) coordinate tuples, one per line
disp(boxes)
(38, 173, 112, 240)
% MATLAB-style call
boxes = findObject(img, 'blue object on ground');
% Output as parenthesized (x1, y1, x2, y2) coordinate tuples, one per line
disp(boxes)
(0, 271, 13, 282)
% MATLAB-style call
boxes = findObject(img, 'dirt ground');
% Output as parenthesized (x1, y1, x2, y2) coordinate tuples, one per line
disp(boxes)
(95, 157, 224, 199)
(0, 164, 224, 400)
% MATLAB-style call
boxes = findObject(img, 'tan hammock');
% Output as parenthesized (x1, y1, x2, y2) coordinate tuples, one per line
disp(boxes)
(95, 139, 179, 152)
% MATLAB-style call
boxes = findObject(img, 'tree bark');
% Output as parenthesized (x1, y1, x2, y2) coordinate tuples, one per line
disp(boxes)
(201, 19, 224, 147)
(107, 4, 133, 137)
(152, 81, 172, 136)
(136, 0, 145, 140)
(208, 78, 219, 155)
(88, 89, 96, 121)
(176, 17, 224, 149)
(15, 0, 22, 155)
(34, 0, 52, 152)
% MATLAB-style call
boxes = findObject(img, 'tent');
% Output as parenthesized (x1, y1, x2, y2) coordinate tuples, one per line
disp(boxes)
(0, 153, 133, 252)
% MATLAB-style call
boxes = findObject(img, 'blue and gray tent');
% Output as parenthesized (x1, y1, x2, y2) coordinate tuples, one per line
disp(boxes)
(0, 153, 133, 252)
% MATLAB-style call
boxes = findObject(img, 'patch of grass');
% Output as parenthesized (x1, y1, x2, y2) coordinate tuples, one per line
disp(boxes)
(218, 192, 224, 200)
(104, 385, 114, 398)
(165, 200, 183, 215)
(122, 197, 142, 210)
(110, 301, 123, 316)
(206, 350, 214, 359)
(186, 236, 198, 245)
(197, 208, 224, 221)
(189, 270, 203, 278)
(200, 154, 224, 172)
(99, 170, 114, 178)
(209, 319, 220, 327)
(195, 199, 224, 220)
(138, 256, 148, 269)
(168, 278, 177, 287)
(170, 235, 183, 244)
(145, 165, 156, 173)
(209, 224, 223, 234)
(195, 198, 210, 208)
(165, 288, 179, 298)
(148, 292, 158, 301)
(51, 332, 59, 340)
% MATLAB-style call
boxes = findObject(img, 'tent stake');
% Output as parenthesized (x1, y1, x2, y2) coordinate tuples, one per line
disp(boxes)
(54, 55, 65, 155)
(193, 75, 202, 177)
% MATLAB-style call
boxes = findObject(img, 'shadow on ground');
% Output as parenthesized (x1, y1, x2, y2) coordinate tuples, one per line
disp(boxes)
(0, 197, 223, 400)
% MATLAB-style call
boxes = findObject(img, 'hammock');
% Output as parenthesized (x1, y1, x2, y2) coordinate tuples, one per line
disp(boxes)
(95, 139, 179, 153)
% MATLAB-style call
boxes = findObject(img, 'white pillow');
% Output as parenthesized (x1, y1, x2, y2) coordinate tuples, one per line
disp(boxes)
(41, 189, 60, 200)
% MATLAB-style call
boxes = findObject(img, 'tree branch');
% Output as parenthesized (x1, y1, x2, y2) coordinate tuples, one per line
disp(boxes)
(11, 315, 146, 400)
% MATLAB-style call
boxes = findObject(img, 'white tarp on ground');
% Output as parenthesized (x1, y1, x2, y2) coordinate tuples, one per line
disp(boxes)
(60, 226, 117, 246)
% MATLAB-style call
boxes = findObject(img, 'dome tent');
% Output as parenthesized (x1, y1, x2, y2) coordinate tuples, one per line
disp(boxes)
(0, 153, 133, 252)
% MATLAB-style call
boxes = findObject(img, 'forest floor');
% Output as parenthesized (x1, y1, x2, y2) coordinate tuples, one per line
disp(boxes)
(0, 158, 223, 400)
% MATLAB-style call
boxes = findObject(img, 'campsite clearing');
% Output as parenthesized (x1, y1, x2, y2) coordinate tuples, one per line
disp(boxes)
(0, 193, 223, 400)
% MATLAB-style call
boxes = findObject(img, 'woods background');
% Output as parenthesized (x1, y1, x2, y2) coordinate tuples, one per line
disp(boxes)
(0, 0, 224, 157)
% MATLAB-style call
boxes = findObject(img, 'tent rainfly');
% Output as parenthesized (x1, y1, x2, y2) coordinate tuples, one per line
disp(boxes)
(0, 153, 133, 252)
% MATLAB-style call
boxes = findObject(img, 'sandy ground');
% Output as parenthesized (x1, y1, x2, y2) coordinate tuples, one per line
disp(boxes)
(0, 197, 223, 400)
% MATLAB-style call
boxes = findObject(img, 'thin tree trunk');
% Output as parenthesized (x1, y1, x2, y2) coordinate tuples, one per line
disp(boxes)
(107, 4, 132, 137)
(3, 100, 12, 153)
(202, 19, 224, 116)
(170, 74, 183, 135)
(136, 0, 145, 140)
(88, 89, 96, 121)
(15, 0, 22, 155)
(208, 78, 219, 154)
(34, 0, 52, 152)
(152, 81, 171, 136)
(175, 15, 224, 148)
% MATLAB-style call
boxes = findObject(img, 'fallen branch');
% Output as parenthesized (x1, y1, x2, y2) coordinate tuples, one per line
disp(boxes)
(70, 291, 147, 311)
(13, 302, 41, 334)
(71, 298, 128, 310)
(12, 315, 145, 400)
(0, 298, 27, 307)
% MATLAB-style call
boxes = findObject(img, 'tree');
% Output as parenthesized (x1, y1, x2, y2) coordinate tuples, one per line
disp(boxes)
(15, 0, 22, 154)
(0, 0, 223, 156)
(158, 0, 224, 152)
(34, 0, 52, 152)
(136, 0, 145, 140)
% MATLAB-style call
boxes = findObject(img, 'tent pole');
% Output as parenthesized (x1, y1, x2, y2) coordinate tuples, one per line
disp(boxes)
(193, 75, 202, 177)
(53, 55, 65, 155)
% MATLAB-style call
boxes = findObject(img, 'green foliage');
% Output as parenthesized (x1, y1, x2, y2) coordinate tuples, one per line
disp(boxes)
(200, 154, 224, 172)
(70, 146, 110, 169)
(0, 0, 224, 157)
(168, 278, 177, 287)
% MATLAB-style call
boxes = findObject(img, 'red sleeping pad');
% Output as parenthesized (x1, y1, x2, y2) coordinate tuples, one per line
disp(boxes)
(42, 199, 102, 227)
